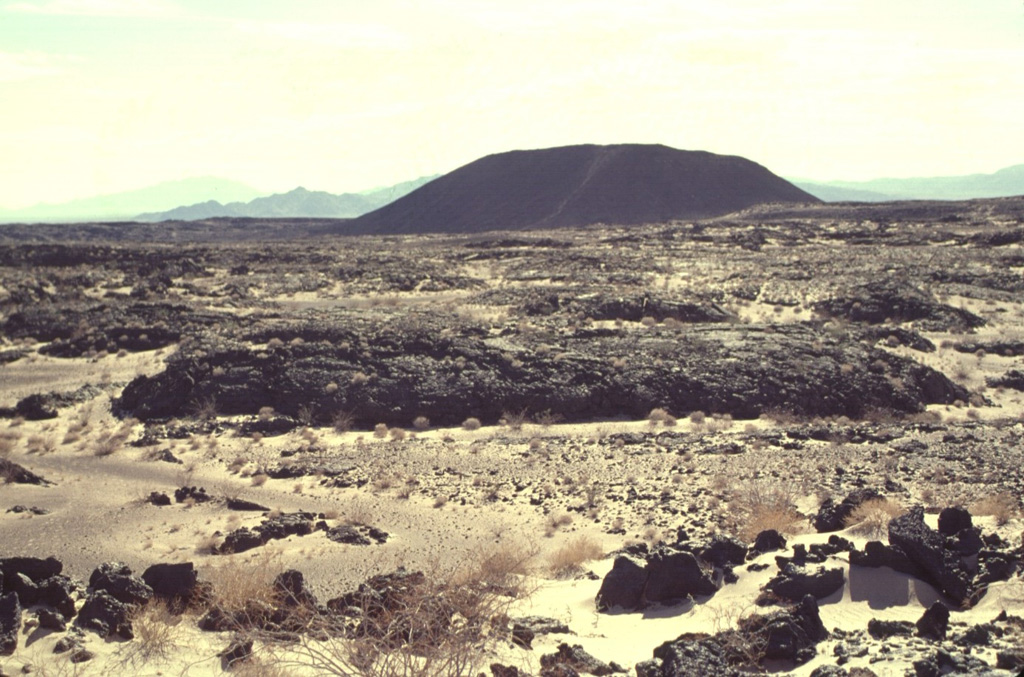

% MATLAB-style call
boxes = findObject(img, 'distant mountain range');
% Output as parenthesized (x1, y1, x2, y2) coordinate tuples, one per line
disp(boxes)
(792, 165, 1024, 202)
(136, 176, 438, 221)
(346, 144, 819, 234)
(0, 177, 265, 223)
(2, 158, 1021, 225)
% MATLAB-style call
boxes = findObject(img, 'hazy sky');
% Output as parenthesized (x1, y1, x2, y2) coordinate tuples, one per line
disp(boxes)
(1, 0, 1022, 208)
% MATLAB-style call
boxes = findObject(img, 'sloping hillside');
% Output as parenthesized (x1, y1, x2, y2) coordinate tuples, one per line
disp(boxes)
(346, 144, 819, 234)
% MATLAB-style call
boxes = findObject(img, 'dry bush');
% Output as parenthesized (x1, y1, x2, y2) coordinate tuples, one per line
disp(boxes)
(296, 405, 315, 426)
(500, 409, 529, 432)
(412, 416, 430, 431)
(534, 410, 563, 428)
(728, 481, 805, 542)
(707, 603, 769, 670)
(115, 601, 183, 665)
(263, 545, 537, 677)
(461, 418, 481, 431)
(26, 435, 56, 455)
(251, 473, 269, 487)
(971, 492, 1020, 526)
(647, 408, 670, 425)
(332, 410, 355, 433)
(544, 512, 573, 537)
(474, 539, 540, 588)
(345, 499, 374, 526)
(547, 535, 604, 578)
(843, 498, 906, 538)
(190, 395, 218, 421)
(374, 423, 389, 439)
(93, 425, 132, 456)
(389, 428, 407, 442)
(202, 552, 283, 618)
(196, 534, 222, 555)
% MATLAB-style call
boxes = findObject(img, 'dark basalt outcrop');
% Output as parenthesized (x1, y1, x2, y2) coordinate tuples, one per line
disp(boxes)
(347, 144, 818, 234)
(0, 556, 63, 585)
(511, 616, 571, 649)
(218, 512, 319, 554)
(636, 595, 827, 675)
(540, 643, 625, 675)
(495, 289, 734, 323)
(764, 564, 845, 601)
(142, 562, 198, 609)
(848, 506, 1022, 607)
(3, 385, 103, 420)
(325, 524, 389, 546)
(89, 562, 153, 606)
(814, 279, 985, 332)
(988, 369, 1024, 391)
(597, 546, 720, 612)
(886, 507, 974, 605)
(77, 591, 135, 639)
(814, 488, 884, 533)
(1, 301, 204, 357)
(0, 458, 52, 485)
(117, 315, 966, 427)
(0, 593, 20, 656)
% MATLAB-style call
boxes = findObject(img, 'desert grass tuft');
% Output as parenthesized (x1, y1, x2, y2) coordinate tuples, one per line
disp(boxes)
(547, 535, 604, 578)
(843, 498, 906, 538)
(970, 491, 1020, 526)
(728, 481, 805, 542)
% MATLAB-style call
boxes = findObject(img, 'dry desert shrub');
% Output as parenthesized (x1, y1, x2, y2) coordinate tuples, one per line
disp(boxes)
(374, 423, 389, 439)
(534, 410, 563, 427)
(970, 492, 1020, 526)
(544, 511, 573, 537)
(728, 481, 805, 542)
(707, 603, 768, 670)
(189, 395, 218, 421)
(500, 409, 529, 431)
(263, 545, 537, 677)
(461, 417, 481, 431)
(203, 551, 284, 619)
(115, 601, 183, 666)
(332, 410, 355, 433)
(412, 416, 430, 431)
(93, 424, 133, 456)
(26, 434, 56, 455)
(647, 407, 670, 425)
(843, 498, 906, 538)
(547, 535, 604, 578)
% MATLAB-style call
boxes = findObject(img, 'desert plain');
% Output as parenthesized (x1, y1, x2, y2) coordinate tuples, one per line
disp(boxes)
(1, 197, 1023, 676)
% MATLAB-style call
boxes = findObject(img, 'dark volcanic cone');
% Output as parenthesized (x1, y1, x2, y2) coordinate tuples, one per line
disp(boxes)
(346, 144, 819, 234)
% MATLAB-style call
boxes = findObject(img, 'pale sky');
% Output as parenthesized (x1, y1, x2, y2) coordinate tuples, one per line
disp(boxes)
(1, 0, 1022, 208)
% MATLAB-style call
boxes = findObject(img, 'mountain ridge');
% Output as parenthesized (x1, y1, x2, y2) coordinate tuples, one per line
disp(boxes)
(0, 177, 265, 223)
(792, 164, 1024, 202)
(136, 176, 439, 221)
